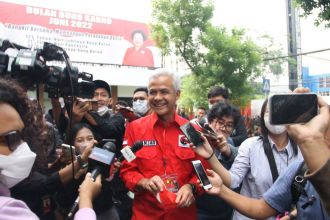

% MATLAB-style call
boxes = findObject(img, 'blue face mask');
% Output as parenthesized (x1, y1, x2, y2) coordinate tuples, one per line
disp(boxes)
(133, 100, 148, 116)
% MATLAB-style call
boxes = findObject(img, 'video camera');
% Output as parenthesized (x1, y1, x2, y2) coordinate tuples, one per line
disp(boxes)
(0, 40, 94, 99)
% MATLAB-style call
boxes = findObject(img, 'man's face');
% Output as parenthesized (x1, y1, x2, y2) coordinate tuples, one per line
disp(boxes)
(133, 91, 148, 102)
(208, 95, 226, 105)
(196, 109, 206, 121)
(94, 88, 111, 108)
(148, 75, 179, 120)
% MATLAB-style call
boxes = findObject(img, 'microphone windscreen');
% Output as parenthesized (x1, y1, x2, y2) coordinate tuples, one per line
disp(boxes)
(103, 141, 116, 152)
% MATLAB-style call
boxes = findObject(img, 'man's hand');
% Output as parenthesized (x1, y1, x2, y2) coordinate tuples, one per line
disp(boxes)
(137, 175, 164, 194)
(175, 184, 195, 208)
(72, 101, 89, 123)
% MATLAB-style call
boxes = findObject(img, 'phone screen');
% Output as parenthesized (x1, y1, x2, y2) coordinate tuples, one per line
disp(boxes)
(89, 100, 98, 111)
(192, 160, 211, 189)
(61, 144, 75, 157)
(270, 94, 318, 125)
(180, 122, 204, 147)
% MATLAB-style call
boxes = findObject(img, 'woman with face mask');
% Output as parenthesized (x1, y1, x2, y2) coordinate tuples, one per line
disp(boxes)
(0, 77, 102, 220)
(193, 98, 303, 220)
(55, 123, 120, 220)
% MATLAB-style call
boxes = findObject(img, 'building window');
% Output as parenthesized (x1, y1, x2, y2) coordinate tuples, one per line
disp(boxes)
(319, 77, 324, 88)
(326, 77, 330, 88)
(320, 91, 330, 96)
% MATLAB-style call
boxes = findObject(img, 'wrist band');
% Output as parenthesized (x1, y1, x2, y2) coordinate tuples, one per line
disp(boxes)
(77, 155, 88, 169)
(188, 183, 198, 197)
(206, 151, 214, 160)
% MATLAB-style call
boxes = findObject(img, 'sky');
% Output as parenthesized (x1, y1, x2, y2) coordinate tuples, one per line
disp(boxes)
(2, 0, 330, 77)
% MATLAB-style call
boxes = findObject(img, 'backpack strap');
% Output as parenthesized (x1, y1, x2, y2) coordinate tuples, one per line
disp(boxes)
(262, 137, 279, 182)
(291, 162, 308, 205)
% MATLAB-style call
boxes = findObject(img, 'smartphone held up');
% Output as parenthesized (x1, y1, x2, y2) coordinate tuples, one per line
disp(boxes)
(192, 160, 212, 190)
(180, 122, 205, 147)
(77, 98, 98, 112)
(269, 93, 318, 125)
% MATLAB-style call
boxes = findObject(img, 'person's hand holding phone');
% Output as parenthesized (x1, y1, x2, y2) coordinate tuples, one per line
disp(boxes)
(191, 135, 214, 160)
(72, 99, 90, 123)
(60, 144, 76, 165)
(287, 88, 329, 144)
(199, 169, 224, 196)
(286, 87, 330, 173)
(116, 104, 139, 122)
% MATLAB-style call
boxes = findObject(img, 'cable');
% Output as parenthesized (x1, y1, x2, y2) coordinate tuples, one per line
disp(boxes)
(62, 53, 76, 179)
(263, 48, 330, 61)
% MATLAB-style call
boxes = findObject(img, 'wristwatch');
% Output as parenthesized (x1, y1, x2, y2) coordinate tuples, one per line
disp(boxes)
(188, 183, 198, 197)
(77, 155, 88, 169)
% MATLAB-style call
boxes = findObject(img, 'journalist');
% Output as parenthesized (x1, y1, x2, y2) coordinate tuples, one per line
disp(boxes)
(0, 76, 101, 220)
(194, 98, 303, 220)
(54, 123, 119, 220)
(0, 77, 95, 219)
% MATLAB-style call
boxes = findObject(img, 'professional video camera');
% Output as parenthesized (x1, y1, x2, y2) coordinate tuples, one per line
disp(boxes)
(0, 40, 94, 98)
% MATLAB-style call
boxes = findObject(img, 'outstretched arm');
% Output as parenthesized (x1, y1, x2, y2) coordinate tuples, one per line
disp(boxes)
(204, 169, 277, 219)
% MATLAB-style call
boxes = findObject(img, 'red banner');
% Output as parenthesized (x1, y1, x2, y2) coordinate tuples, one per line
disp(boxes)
(0, 2, 160, 67)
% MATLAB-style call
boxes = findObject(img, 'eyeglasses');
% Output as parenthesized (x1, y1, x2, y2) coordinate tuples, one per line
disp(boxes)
(0, 131, 22, 152)
(211, 120, 234, 133)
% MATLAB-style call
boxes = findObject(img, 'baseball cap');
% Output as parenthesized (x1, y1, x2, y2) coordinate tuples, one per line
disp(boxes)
(93, 80, 111, 97)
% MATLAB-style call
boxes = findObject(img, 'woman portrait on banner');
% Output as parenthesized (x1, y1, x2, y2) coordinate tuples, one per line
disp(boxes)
(122, 29, 154, 67)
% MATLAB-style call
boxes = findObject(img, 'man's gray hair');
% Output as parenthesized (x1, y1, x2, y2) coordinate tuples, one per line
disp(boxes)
(148, 68, 181, 92)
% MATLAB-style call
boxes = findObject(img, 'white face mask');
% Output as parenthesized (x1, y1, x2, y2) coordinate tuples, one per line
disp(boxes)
(0, 142, 36, 188)
(264, 115, 286, 135)
(133, 100, 148, 116)
(97, 106, 109, 116)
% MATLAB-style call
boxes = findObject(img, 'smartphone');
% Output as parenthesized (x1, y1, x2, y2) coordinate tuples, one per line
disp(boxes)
(269, 93, 318, 125)
(195, 121, 218, 141)
(180, 122, 205, 147)
(88, 100, 98, 112)
(77, 99, 98, 111)
(192, 160, 212, 190)
(117, 106, 139, 121)
(61, 144, 75, 157)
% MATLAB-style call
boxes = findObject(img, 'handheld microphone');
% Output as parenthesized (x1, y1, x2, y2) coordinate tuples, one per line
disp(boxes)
(66, 142, 116, 220)
(118, 141, 143, 162)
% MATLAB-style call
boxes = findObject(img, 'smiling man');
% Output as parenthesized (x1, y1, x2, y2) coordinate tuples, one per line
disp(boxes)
(120, 69, 206, 220)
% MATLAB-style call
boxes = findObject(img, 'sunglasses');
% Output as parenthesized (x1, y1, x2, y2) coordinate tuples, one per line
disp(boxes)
(0, 131, 22, 152)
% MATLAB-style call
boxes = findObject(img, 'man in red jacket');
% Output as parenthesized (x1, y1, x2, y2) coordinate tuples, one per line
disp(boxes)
(120, 69, 206, 220)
